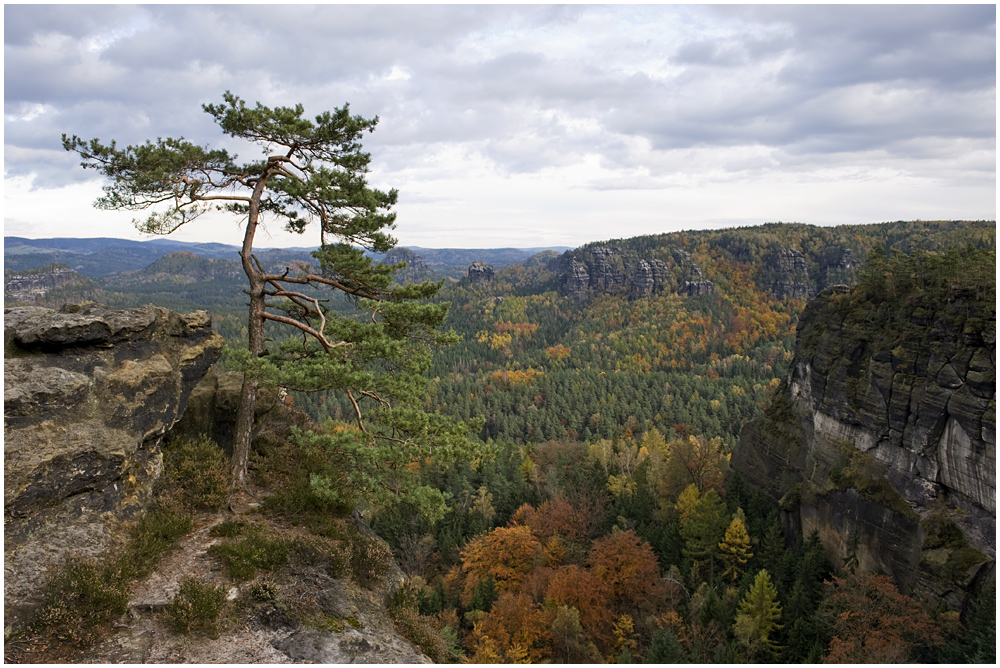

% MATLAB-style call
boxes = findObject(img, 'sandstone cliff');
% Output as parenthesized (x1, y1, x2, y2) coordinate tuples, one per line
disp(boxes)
(4, 263, 100, 306)
(733, 258, 995, 609)
(557, 245, 677, 301)
(4, 303, 224, 624)
(555, 240, 856, 302)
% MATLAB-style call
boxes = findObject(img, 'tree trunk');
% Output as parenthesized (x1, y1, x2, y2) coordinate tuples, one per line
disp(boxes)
(230, 273, 265, 491)
(230, 166, 274, 493)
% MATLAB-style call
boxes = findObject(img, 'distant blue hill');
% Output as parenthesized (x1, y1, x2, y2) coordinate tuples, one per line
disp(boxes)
(4, 237, 572, 277)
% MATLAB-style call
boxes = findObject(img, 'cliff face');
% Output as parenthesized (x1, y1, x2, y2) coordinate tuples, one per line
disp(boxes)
(4, 303, 224, 624)
(734, 274, 995, 608)
(752, 246, 858, 300)
(4, 263, 99, 305)
(557, 246, 679, 302)
(556, 241, 858, 302)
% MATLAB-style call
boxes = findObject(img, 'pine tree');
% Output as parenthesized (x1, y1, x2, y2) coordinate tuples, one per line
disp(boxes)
(64, 92, 474, 504)
(734, 569, 782, 660)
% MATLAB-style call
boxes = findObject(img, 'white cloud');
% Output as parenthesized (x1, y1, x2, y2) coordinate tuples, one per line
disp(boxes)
(4, 4, 995, 248)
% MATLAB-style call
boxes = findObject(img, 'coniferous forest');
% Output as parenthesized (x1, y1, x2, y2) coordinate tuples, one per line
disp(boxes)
(4, 219, 995, 663)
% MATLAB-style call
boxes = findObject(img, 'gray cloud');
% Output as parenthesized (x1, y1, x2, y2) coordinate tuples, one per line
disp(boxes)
(4, 3, 994, 204)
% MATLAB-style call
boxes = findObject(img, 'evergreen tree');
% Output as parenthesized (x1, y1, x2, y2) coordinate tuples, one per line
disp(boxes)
(734, 569, 782, 660)
(681, 488, 728, 584)
(64, 92, 473, 504)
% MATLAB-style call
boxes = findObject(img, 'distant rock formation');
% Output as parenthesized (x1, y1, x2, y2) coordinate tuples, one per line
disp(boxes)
(4, 263, 97, 305)
(734, 282, 995, 609)
(768, 248, 812, 299)
(679, 280, 715, 296)
(630, 258, 670, 298)
(558, 246, 673, 302)
(381, 247, 429, 273)
(468, 260, 495, 284)
(4, 303, 224, 625)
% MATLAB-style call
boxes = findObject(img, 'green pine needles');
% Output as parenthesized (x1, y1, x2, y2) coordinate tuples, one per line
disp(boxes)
(63, 92, 476, 507)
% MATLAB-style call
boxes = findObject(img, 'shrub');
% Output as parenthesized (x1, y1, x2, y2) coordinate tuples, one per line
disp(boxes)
(166, 578, 228, 638)
(290, 534, 351, 579)
(163, 434, 229, 511)
(130, 504, 194, 574)
(210, 520, 249, 538)
(209, 528, 291, 581)
(247, 578, 280, 602)
(30, 558, 132, 646)
(389, 605, 449, 662)
(350, 532, 392, 588)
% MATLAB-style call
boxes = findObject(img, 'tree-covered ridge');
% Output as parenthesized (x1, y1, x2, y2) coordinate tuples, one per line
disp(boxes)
(290, 220, 994, 452)
(5, 221, 993, 662)
(351, 222, 993, 661)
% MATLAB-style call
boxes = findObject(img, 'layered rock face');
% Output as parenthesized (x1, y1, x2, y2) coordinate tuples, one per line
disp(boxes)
(468, 260, 494, 284)
(4, 303, 224, 624)
(734, 283, 995, 608)
(382, 247, 429, 273)
(558, 246, 675, 302)
(5, 263, 97, 305)
(769, 249, 811, 298)
(757, 246, 860, 299)
(171, 365, 284, 454)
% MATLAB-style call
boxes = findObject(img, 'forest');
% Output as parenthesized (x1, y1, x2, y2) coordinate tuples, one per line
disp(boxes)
(4, 220, 995, 663)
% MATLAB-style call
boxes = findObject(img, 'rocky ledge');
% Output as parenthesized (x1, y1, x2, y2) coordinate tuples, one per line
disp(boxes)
(4, 303, 224, 625)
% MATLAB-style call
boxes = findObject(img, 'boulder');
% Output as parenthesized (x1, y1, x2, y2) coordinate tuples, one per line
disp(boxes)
(4, 303, 224, 625)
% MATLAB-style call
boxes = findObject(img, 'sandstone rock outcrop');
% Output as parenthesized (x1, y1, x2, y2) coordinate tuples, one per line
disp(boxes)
(679, 280, 715, 297)
(5, 263, 98, 305)
(382, 247, 429, 274)
(171, 366, 284, 454)
(468, 260, 494, 284)
(557, 246, 673, 302)
(768, 248, 812, 299)
(733, 282, 995, 609)
(4, 303, 224, 624)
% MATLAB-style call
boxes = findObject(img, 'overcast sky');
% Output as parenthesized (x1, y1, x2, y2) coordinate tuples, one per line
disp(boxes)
(4, 4, 996, 249)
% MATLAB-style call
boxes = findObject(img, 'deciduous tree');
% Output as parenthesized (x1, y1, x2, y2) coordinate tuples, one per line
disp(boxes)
(460, 525, 540, 604)
(820, 571, 942, 663)
(718, 516, 754, 583)
(467, 592, 552, 663)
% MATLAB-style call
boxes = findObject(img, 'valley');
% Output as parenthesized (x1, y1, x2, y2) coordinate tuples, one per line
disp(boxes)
(4, 219, 995, 663)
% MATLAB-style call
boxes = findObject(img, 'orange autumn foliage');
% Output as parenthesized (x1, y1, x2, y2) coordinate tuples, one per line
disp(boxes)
(545, 344, 572, 359)
(545, 565, 614, 649)
(490, 368, 543, 387)
(460, 526, 540, 605)
(821, 571, 943, 663)
(523, 497, 592, 545)
(467, 592, 552, 663)
(588, 529, 665, 616)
